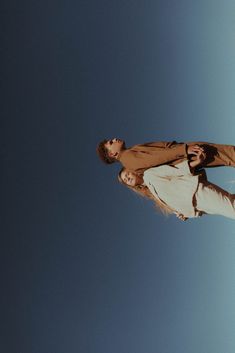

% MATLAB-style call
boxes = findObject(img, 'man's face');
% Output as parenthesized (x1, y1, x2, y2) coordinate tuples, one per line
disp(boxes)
(105, 138, 124, 158)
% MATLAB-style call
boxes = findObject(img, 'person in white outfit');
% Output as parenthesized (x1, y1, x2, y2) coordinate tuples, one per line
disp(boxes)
(118, 151, 235, 221)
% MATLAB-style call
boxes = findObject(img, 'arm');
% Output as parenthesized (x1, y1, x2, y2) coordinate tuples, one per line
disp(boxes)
(139, 141, 180, 148)
(144, 160, 193, 179)
(143, 149, 207, 179)
(122, 143, 187, 170)
(121, 141, 205, 171)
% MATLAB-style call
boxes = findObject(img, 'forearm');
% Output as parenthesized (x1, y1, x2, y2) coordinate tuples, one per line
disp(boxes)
(126, 144, 187, 170)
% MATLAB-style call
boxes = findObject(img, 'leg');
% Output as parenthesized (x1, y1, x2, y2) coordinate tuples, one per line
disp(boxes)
(195, 182, 235, 219)
(187, 142, 235, 167)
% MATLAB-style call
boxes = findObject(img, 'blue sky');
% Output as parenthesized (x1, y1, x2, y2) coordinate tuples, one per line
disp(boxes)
(1, 1, 235, 352)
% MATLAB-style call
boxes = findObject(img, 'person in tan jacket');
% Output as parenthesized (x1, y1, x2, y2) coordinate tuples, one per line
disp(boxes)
(96, 138, 235, 173)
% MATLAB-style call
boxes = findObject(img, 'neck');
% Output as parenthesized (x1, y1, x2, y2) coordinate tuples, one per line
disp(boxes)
(117, 148, 125, 160)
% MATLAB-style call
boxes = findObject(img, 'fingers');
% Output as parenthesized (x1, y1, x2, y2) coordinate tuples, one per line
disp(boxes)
(193, 145, 203, 151)
(195, 150, 206, 162)
(175, 212, 187, 221)
(188, 145, 204, 155)
(199, 151, 206, 161)
(179, 215, 187, 221)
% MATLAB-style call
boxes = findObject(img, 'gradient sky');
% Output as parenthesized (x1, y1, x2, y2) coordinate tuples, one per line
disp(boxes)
(1, 1, 235, 352)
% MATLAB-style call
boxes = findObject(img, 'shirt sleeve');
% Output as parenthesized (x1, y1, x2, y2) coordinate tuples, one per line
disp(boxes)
(143, 160, 193, 179)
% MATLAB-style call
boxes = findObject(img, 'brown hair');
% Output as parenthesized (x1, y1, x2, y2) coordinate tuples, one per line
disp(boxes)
(96, 139, 116, 164)
(118, 168, 173, 215)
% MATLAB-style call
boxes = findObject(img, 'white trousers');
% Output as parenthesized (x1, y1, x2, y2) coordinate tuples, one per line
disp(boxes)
(195, 182, 235, 219)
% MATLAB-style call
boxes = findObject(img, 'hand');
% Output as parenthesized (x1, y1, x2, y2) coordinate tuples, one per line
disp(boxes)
(189, 149, 206, 169)
(187, 145, 204, 156)
(175, 212, 188, 221)
(197, 150, 206, 163)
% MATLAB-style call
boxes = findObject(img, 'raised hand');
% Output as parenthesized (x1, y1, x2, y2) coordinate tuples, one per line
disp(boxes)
(189, 149, 206, 169)
(187, 144, 204, 155)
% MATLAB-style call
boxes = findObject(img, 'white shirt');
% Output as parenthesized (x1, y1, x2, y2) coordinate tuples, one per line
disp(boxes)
(143, 161, 202, 218)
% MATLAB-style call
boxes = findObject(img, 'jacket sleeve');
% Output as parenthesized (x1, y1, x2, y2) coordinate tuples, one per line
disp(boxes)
(139, 141, 181, 148)
(121, 143, 187, 170)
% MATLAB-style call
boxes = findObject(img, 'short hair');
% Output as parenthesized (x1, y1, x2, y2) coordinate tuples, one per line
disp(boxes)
(96, 139, 116, 164)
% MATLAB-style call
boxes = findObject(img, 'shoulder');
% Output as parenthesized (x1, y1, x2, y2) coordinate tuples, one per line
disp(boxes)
(143, 167, 160, 180)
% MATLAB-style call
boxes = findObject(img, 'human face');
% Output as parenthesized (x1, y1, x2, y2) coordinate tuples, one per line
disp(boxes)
(120, 169, 142, 187)
(105, 138, 124, 158)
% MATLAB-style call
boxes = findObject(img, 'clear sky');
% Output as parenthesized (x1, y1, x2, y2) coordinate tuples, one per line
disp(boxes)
(1, 1, 235, 352)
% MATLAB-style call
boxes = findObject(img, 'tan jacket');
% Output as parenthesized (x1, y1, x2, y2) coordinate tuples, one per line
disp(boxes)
(118, 141, 235, 173)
